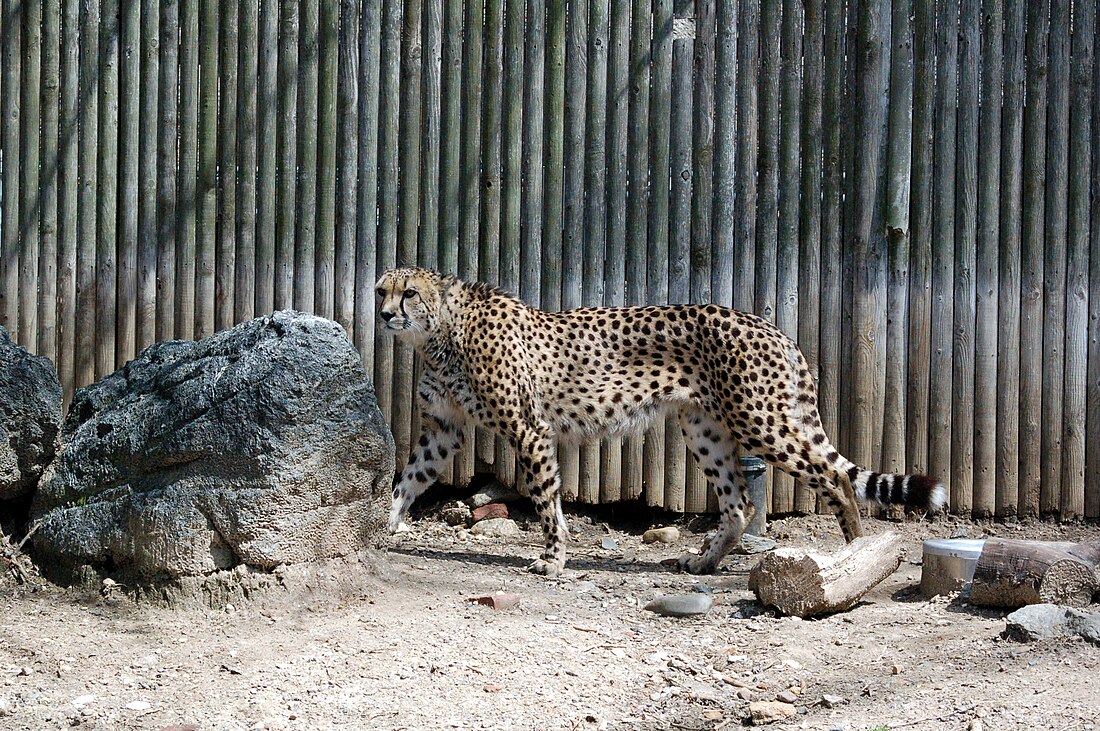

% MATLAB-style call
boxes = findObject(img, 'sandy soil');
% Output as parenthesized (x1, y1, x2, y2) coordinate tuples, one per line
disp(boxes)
(2, 506, 1099, 731)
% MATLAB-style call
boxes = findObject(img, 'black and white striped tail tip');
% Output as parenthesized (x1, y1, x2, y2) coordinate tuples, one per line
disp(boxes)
(853, 470, 947, 512)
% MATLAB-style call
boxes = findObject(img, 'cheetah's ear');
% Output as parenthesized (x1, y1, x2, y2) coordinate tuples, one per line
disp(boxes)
(440, 272, 460, 289)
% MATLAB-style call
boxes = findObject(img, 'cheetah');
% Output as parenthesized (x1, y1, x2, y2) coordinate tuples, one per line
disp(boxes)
(377, 267, 945, 578)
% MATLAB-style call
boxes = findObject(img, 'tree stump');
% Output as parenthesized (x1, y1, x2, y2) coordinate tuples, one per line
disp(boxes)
(969, 539, 1100, 609)
(748, 532, 904, 618)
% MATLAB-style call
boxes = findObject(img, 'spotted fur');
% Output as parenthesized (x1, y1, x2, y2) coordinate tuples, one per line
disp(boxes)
(377, 267, 946, 577)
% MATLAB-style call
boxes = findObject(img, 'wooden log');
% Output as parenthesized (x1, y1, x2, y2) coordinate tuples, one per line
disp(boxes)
(969, 539, 1100, 609)
(435, 0, 461, 280)
(275, 0, 299, 312)
(76, 0, 100, 387)
(236, 0, 259, 325)
(734, 0, 759, 316)
(20, 0, 42, 352)
(176, 0, 199, 338)
(255, 0, 278, 317)
(58, 0, 79, 402)
(749, 532, 905, 618)
(354, 0, 381, 366)
(0, 0, 22, 338)
(476, 0, 499, 476)
(521, 0, 545, 306)
(194, 0, 218, 339)
(315, 0, 338, 321)
(40, 0, 62, 362)
(755, 0, 778, 326)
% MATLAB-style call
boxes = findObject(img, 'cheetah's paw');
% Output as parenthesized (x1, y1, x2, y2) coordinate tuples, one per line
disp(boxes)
(527, 558, 564, 578)
(675, 553, 717, 575)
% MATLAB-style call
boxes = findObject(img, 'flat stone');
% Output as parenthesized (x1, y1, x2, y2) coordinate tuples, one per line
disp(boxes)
(465, 480, 522, 508)
(468, 517, 522, 539)
(644, 594, 713, 618)
(601, 536, 620, 551)
(1068, 610, 1100, 645)
(748, 701, 797, 725)
(820, 694, 846, 708)
(735, 535, 778, 555)
(1004, 604, 1074, 641)
(643, 527, 680, 544)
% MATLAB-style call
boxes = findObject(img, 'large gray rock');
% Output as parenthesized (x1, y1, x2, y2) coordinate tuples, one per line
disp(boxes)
(31, 311, 395, 580)
(0, 325, 62, 501)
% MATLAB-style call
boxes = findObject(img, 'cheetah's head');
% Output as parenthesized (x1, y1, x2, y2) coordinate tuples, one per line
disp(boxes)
(375, 267, 448, 339)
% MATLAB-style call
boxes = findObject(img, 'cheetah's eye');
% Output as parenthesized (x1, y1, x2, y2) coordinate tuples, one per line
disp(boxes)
(375, 287, 386, 298)
(403, 288, 419, 299)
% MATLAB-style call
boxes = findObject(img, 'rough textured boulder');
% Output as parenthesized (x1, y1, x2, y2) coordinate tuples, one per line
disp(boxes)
(31, 311, 395, 580)
(0, 325, 63, 501)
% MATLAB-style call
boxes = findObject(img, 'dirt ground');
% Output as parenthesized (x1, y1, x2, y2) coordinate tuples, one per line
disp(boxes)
(2, 503, 1099, 731)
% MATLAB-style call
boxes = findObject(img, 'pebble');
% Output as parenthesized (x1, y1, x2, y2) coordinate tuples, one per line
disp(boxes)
(394, 522, 412, 534)
(644, 594, 713, 618)
(468, 518, 522, 539)
(820, 694, 847, 708)
(601, 537, 620, 551)
(776, 690, 799, 704)
(968, 720, 984, 731)
(440, 503, 471, 526)
(126, 701, 152, 711)
(642, 527, 680, 544)
(73, 694, 96, 707)
(0, 698, 11, 717)
(466, 481, 522, 508)
(702, 710, 723, 721)
(748, 700, 797, 725)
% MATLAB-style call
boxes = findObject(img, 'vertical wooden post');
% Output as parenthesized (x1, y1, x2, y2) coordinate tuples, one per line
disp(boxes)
(58, 0, 80, 401)
(951, 0, 978, 514)
(734, 0, 758, 314)
(906, 0, 935, 479)
(0, 0, 22, 340)
(416, 0, 441, 276)
(755, 0, 778, 328)
(176, 0, 199, 339)
(645, 0, 673, 508)
(521, 0, 545, 306)
(236, 0, 259, 325)
(1062, 0, 1093, 520)
(775, 0, 802, 512)
(997, 0, 1024, 518)
(929, 0, 958, 494)
(255, 0, 278, 317)
(194, 0, 218, 339)
(355, 0, 382, 371)
(882, 0, 911, 479)
(156, 0, 178, 343)
(97, 0, 120, 374)
(974, 0, 1004, 518)
(216, 0, 238, 331)
(712, 0, 736, 312)
(40, 0, 62, 363)
(1088, 2, 1100, 520)
(1019, 0, 1049, 516)
(796, 0, 821, 513)
(624, 0, 652, 500)
(477, 0, 500, 477)
(137, 0, 160, 351)
(1041, 0, 1069, 515)
(19, 0, 42, 353)
(294, 0, 319, 314)
(116, 0, 139, 364)
(275, 0, 299, 312)
(315, 0, 338, 321)
(436, 0, 462, 278)
(335, 0, 360, 335)
(603, 0, 628, 504)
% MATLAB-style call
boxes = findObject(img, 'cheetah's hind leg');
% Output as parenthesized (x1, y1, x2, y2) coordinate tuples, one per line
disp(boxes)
(675, 409, 750, 574)
(513, 429, 569, 578)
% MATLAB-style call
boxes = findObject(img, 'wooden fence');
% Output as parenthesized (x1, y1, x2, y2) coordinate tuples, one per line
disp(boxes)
(1, 0, 1098, 520)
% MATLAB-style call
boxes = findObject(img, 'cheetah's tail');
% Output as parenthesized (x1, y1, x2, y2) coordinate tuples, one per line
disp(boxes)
(846, 466, 947, 513)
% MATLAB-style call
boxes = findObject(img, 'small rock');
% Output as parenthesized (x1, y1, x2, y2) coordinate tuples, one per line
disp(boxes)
(643, 527, 680, 544)
(466, 592, 521, 611)
(776, 690, 799, 704)
(691, 583, 713, 594)
(968, 720, 983, 731)
(466, 480, 522, 508)
(471, 502, 510, 524)
(394, 521, 412, 534)
(737, 687, 754, 701)
(735, 534, 778, 554)
(482, 684, 502, 693)
(644, 594, 713, 618)
(748, 700, 797, 725)
(575, 580, 598, 594)
(440, 502, 471, 526)
(1004, 604, 1074, 642)
(702, 710, 723, 721)
(126, 701, 152, 711)
(891, 663, 903, 675)
(469, 517, 522, 539)
(1068, 610, 1100, 645)
(73, 695, 96, 707)
(820, 694, 846, 708)
(601, 537, 620, 551)
(0, 699, 11, 717)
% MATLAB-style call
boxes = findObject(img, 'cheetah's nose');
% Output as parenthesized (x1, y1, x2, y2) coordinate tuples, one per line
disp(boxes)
(380, 311, 396, 323)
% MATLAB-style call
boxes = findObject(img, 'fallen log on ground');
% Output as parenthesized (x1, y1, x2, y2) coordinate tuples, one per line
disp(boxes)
(748, 532, 904, 618)
(968, 539, 1100, 609)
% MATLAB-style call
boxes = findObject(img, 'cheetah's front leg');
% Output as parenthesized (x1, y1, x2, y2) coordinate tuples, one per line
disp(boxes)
(512, 429, 569, 577)
(388, 413, 465, 532)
